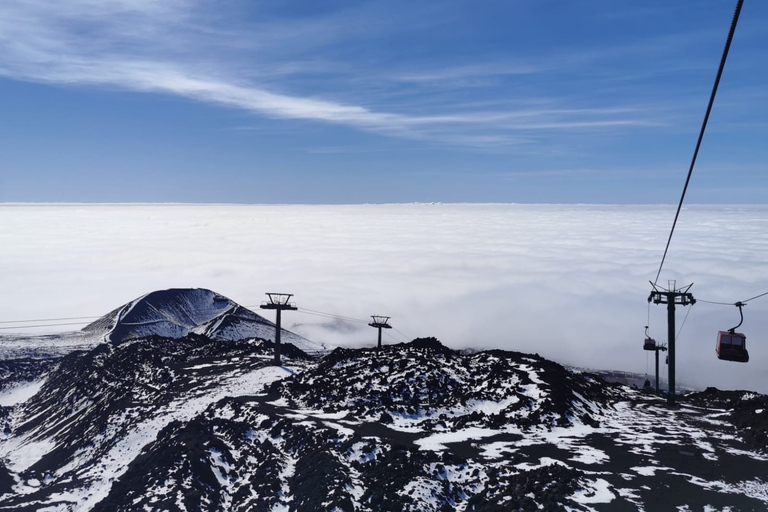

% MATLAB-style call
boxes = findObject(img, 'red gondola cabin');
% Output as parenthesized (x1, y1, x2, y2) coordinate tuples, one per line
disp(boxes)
(643, 337, 657, 351)
(716, 331, 749, 363)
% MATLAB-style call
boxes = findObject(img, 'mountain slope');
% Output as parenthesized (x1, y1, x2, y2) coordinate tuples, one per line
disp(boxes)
(0, 289, 324, 361)
(2, 335, 767, 511)
(0, 333, 312, 511)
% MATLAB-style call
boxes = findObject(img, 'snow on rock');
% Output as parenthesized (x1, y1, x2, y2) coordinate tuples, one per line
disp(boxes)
(1, 333, 768, 511)
(0, 379, 46, 407)
(82, 288, 325, 351)
(414, 427, 500, 451)
(0, 333, 310, 511)
(569, 478, 615, 505)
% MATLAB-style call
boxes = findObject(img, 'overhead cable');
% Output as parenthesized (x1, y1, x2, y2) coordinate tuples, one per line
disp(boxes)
(697, 289, 768, 306)
(297, 307, 370, 324)
(0, 320, 94, 330)
(742, 290, 768, 303)
(676, 305, 693, 339)
(653, 0, 745, 286)
(0, 315, 100, 324)
(392, 327, 413, 342)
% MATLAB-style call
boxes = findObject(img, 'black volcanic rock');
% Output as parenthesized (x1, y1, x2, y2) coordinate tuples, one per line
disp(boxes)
(1, 335, 768, 511)
(685, 387, 768, 451)
(269, 338, 610, 431)
(0, 358, 58, 392)
(392, 336, 456, 355)
(0, 332, 312, 512)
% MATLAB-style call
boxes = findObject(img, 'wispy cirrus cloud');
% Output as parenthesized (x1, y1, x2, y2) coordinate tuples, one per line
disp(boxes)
(498, 169, 598, 179)
(0, 0, 661, 148)
(395, 62, 542, 84)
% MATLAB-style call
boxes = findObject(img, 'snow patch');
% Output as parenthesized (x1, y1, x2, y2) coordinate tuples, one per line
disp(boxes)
(414, 427, 500, 451)
(0, 378, 47, 406)
(569, 478, 615, 505)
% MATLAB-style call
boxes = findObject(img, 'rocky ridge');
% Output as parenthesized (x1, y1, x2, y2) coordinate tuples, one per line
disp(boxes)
(0, 288, 324, 361)
(0, 332, 766, 511)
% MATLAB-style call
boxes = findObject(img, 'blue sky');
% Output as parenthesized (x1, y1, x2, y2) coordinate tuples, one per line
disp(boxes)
(0, 0, 766, 204)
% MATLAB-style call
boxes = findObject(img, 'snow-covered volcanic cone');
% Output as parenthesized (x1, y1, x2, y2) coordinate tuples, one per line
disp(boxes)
(0, 288, 325, 365)
(82, 288, 322, 351)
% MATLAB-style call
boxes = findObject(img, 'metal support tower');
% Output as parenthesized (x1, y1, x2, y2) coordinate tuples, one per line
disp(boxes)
(648, 281, 695, 406)
(368, 315, 392, 350)
(654, 344, 667, 392)
(260, 293, 297, 366)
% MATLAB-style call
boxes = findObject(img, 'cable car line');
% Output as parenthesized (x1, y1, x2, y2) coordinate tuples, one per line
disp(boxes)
(645, 302, 654, 339)
(695, 298, 736, 306)
(0, 315, 101, 324)
(245, 304, 371, 325)
(696, 289, 768, 307)
(0, 321, 94, 330)
(384, 330, 404, 343)
(287, 309, 341, 321)
(0, 303, 334, 327)
(652, 0, 744, 287)
(0, 304, 378, 332)
(742, 290, 768, 303)
(297, 307, 370, 324)
(392, 327, 413, 342)
(676, 305, 693, 340)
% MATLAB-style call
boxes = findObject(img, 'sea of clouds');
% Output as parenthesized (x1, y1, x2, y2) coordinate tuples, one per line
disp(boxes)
(1, 203, 767, 393)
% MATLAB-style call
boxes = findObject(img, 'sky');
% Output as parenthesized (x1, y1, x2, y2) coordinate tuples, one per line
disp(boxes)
(2, 204, 768, 393)
(0, 0, 766, 203)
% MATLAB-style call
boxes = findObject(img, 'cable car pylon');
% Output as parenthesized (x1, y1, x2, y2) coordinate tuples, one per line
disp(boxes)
(260, 293, 298, 366)
(643, 326, 667, 392)
(648, 281, 695, 406)
(369, 315, 392, 350)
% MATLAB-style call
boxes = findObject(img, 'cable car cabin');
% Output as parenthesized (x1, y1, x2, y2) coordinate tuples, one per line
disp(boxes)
(716, 331, 749, 363)
(643, 337, 657, 351)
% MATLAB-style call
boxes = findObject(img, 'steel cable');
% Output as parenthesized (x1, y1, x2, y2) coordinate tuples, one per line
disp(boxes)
(653, 0, 745, 286)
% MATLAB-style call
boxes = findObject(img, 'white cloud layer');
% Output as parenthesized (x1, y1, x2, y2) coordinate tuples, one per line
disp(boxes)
(1, 204, 768, 393)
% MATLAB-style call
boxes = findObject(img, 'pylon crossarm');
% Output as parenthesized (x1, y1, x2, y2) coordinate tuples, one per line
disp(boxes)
(369, 315, 392, 329)
(264, 293, 295, 306)
(261, 302, 297, 310)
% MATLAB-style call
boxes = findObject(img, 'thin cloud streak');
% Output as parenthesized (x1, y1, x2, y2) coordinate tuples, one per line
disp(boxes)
(0, 0, 658, 148)
(498, 169, 598, 179)
(396, 62, 543, 83)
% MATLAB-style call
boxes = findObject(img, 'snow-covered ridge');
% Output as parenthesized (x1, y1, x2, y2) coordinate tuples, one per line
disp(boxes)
(0, 334, 313, 511)
(1, 334, 767, 510)
(83, 287, 323, 352)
